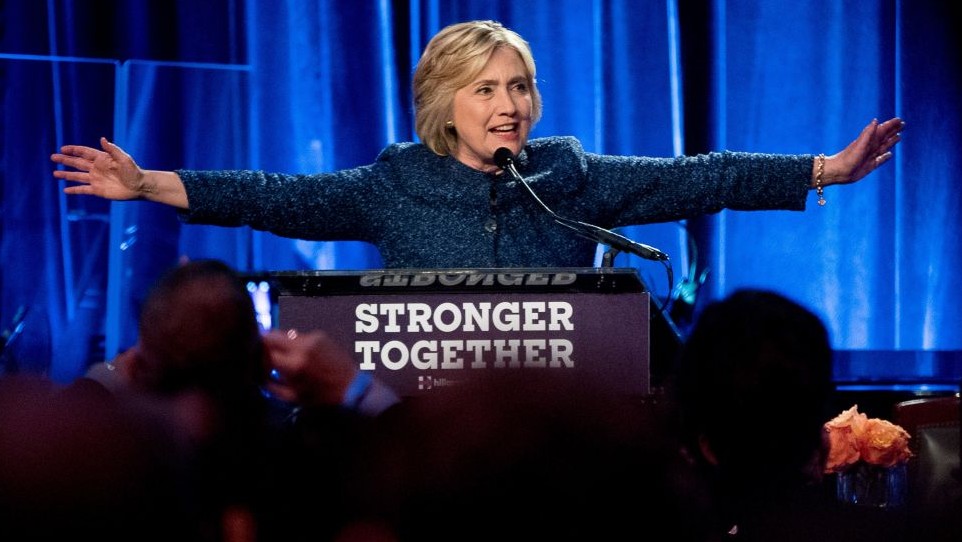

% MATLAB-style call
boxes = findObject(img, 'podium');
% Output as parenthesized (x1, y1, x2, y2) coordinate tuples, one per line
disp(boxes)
(249, 268, 673, 397)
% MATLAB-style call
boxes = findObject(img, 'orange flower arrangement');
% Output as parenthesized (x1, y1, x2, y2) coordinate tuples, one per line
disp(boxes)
(823, 404, 913, 473)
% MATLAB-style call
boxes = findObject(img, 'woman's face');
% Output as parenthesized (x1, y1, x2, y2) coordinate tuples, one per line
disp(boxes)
(450, 46, 533, 173)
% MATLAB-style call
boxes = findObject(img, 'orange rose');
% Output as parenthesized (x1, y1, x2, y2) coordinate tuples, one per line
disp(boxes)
(822, 405, 912, 473)
(823, 405, 866, 473)
(859, 418, 912, 467)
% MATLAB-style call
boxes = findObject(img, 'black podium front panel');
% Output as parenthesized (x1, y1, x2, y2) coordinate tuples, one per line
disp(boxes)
(265, 268, 651, 397)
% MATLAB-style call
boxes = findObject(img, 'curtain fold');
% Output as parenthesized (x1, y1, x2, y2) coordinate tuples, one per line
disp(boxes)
(712, 0, 899, 349)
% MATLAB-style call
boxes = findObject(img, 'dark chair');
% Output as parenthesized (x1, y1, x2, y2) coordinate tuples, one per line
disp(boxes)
(893, 394, 960, 541)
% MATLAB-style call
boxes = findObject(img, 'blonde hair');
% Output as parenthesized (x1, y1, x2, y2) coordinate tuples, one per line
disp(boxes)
(413, 20, 542, 156)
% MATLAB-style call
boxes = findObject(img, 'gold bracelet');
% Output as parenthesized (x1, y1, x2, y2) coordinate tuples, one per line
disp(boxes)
(815, 153, 826, 206)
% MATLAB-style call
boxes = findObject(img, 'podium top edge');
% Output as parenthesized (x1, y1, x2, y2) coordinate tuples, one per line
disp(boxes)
(243, 267, 640, 277)
(241, 267, 649, 295)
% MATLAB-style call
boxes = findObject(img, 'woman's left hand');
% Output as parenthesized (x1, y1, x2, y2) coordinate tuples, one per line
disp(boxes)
(820, 117, 904, 186)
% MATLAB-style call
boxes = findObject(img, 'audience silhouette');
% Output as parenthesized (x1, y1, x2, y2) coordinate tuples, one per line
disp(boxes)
(7, 272, 942, 541)
(337, 371, 719, 542)
(671, 288, 907, 542)
(0, 374, 200, 541)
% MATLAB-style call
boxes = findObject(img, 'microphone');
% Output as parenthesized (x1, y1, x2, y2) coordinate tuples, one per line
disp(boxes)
(493, 147, 520, 175)
(493, 147, 669, 262)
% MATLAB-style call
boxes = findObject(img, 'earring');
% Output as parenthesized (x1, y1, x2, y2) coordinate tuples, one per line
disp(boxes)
(445, 120, 454, 128)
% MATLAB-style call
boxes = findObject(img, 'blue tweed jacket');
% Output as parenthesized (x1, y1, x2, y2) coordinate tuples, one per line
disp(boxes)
(178, 136, 812, 269)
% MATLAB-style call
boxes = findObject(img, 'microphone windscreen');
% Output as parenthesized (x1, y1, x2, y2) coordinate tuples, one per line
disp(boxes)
(493, 147, 514, 169)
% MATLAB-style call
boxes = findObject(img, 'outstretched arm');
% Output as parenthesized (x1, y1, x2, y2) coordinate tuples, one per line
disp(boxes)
(51, 137, 189, 209)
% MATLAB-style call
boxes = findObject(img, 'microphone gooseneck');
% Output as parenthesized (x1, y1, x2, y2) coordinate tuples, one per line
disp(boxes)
(492, 147, 669, 262)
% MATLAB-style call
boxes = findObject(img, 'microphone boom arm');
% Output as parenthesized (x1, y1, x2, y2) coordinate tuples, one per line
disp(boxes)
(497, 150, 669, 262)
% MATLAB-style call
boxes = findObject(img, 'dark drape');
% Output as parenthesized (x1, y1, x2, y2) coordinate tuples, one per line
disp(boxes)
(2, 0, 959, 385)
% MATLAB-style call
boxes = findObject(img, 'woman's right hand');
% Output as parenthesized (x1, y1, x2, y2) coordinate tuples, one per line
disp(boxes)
(51, 137, 146, 200)
(52, 137, 189, 208)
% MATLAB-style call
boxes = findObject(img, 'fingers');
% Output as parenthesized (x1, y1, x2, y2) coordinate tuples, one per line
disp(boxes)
(51, 141, 106, 183)
(262, 327, 309, 347)
(53, 170, 90, 183)
(261, 331, 301, 400)
(51, 153, 94, 172)
(51, 137, 121, 170)
(867, 117, 904, 139)
(878, 133, 901, 155)
(859, 117, 903, 156)
(264, 328, 357, 398)
(55, 144, 103, 161)
(100, 136, 131, 161)
(873, 118, 904, 158)
(878, 117, 904, 133)
(875, 118, 905, 146)
(99, 137, 117, 158)
(875, 151, 893, 166)
(262, 329, 298, 359)
(52, 154, 93, 190)
(263, 328, 315, 372)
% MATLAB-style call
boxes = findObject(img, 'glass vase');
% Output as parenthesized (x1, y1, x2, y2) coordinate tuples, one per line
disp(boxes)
(836, 462, 907, 509)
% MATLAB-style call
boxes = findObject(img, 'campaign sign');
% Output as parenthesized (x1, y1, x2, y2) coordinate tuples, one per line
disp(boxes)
(270, 268, 651, 397)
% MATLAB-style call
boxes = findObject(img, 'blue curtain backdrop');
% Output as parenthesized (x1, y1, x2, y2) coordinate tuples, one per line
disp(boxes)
(1, 0, 959, 385)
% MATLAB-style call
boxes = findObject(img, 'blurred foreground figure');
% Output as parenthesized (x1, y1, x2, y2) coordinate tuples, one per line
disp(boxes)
(0, 375, 198, 541)
(337, 371, 720, 542)
(80, 259, 397, 541)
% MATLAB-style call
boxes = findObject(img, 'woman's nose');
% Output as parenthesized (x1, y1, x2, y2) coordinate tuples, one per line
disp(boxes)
(494, 88, 518, 114)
